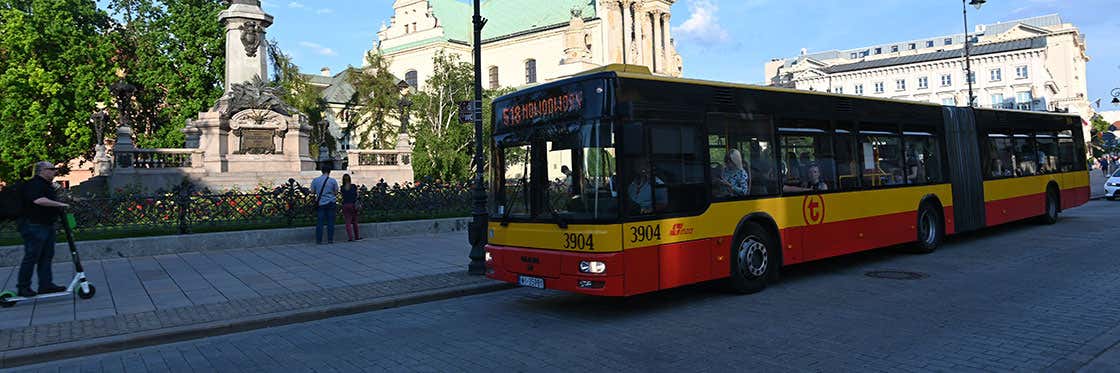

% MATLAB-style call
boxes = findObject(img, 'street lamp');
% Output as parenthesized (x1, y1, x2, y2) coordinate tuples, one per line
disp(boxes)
(467, 0, 489, 275)
(1111, 88, 1120, 106)
(963, 0, 985, 107)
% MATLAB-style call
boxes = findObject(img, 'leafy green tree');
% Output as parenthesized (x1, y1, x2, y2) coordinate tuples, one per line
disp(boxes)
(410, 51, 514, 183)
(1090, 115, 1119, 157)
(0, 0, 115, 181)
(266, 40, 331, 156)
(106, 0, 225, 149)
(343, 51, 402, 149)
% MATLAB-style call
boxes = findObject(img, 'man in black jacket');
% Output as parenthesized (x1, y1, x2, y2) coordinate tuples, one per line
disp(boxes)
(16, 161, 70, 297)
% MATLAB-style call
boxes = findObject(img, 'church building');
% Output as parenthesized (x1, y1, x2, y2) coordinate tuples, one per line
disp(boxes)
(375, 0, 683, 91)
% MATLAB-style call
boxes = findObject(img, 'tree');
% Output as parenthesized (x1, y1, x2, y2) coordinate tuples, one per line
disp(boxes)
(343, 51, 402, 149)
(1089, 115, 1119, 157)
(0, 0, 115, 181)
(410, 51, 475, 183)
(267, 40, 331, 156)
(106, 0, 225, 149)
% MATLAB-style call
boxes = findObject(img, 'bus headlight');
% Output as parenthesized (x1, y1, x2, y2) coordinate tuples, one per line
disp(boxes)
(579, 261, 606, 274)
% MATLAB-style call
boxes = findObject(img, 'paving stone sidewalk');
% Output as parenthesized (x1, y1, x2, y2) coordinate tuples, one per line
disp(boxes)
(0, 231, 504, 365)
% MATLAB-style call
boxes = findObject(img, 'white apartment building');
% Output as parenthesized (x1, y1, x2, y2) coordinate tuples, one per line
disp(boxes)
(375, 0, 682, 91)
(764, 15, 1091, 125)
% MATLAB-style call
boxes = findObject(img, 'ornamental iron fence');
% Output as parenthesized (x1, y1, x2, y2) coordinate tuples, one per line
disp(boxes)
(0, 180, 471, 244)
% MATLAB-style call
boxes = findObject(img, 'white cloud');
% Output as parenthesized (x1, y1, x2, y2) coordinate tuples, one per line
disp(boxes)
(316, 8, 333, 14)
(674, 0, 730, 46)
(287, 1, 304, 9)
(299, 41, 338, 56)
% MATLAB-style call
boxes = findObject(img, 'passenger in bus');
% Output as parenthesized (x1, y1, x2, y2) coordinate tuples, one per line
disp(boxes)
(905, 147, 923, 184)
(784, 151, 801, 185)
(802, 164, 829, 191)
(627, 164, 665, 214)
(720, 149, 750, 196)
(711, 164, 732, 198)
(991, 158, 1012, 177)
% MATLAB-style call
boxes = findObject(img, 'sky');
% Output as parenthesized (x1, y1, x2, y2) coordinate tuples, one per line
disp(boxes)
(261, 0, 1118, 108)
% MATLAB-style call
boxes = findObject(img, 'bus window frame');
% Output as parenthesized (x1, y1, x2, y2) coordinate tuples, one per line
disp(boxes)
(619, 119, 711, 222)
(704, 112, 780, 203)
(776, 122, 837, 196)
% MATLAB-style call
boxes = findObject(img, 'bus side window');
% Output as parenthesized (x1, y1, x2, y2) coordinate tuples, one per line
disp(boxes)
(903, 132, 943, 185)
(986, 131, 1014, 179)
(625, 122, 707, 216)
(707, 113, 777, 198)
(778, 119, 834, 193)
(834, 122, 860, 190)
(858, 123, 903, 187)
(1035, 132, 1058, 174)
(1057, 130, 1075, 172)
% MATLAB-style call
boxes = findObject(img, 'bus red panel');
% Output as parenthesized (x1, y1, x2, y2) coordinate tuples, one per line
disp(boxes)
(985, 192, 1045, 226)
(1060, 186, 1089, 210)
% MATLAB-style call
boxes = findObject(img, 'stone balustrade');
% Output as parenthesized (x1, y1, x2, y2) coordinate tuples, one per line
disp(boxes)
(114, 148, 203, 169)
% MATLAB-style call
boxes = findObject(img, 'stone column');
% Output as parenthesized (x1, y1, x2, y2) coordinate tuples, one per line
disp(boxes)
(621, 0, 632, 64)
(219, 0, 274, 92)
(661, 12, 671, 74)
(651, 10, 661, 73)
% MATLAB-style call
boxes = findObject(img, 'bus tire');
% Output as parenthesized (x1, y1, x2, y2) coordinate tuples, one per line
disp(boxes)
(911, 203, 944, 254)
(728, 223, 778, 294)
(1039, 188, 1059, 225)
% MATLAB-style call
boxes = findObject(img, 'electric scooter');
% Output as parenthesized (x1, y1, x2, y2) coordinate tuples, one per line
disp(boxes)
(0, 211, 96, 307)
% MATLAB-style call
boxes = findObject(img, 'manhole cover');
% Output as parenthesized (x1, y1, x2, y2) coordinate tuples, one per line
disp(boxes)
(864, 270, 927, 280)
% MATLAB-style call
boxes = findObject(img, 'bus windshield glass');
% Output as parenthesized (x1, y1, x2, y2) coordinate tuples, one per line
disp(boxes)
(492, 120, 618, 222)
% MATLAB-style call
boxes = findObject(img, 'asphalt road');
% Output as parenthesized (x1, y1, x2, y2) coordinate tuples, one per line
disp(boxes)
(13, 200, 1120, 372)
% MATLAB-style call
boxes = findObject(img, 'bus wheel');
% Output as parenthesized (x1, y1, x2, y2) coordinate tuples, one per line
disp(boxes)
(911, 203, 944, 254)
(729, 223, 777, 294)
(1039, 188, 1059, 225)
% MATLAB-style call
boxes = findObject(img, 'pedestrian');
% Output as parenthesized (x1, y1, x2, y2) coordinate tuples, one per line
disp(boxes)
(310, 164, 339, 244)
(1102, 156, 1110, 177)
(340, 174, 361, 242)
(16, 161, 69, 297)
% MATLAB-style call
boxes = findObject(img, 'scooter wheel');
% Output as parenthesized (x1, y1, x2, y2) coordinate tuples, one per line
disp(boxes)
(0, 292, 15, 308)
(78, 284, 96, 299)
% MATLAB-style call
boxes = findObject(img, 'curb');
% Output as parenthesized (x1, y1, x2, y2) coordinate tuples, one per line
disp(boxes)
(0, 281, 515, 369)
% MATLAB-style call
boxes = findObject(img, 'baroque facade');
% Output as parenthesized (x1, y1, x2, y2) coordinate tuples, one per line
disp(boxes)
(764, 15, 1091, 125)
(375, 0, 683, 91)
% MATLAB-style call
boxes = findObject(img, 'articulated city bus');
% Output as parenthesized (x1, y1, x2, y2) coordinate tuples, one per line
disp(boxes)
(484, 65, 1089, 296)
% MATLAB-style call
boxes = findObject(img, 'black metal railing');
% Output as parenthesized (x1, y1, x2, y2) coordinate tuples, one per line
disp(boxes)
(0, 180, 471, 244)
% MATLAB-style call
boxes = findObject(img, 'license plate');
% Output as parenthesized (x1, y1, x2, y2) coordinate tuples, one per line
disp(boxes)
(518, 275, 545, 289)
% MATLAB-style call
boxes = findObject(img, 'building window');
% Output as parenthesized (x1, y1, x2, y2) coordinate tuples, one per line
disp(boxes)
(990, 68, 1001, 82)
(404, 24, 409, 33)
(874, 47, 882, 55)
(835, 87, 844, 94)
(926, 40, 934, 48)
(909, 43, 916, 50)
(405, 70, 418, 89)
(944, 38, 952, 45)
(990, 93, 1005, 109)
(1015, 91, 1033, 110)
(525, 59, 537, 84)
(1015, 65, 1029, 79)
(895, 79, 906, 91)
(850, 52, 858, 59)
(891, 45, 899, 53)
(855, 84, 864, 95)
(967, 71, 976, 84)
(940, 74, 952, 87)
(874, 82, 884, 94)
(918, 76, 929, 89)
(488, 66, 499, 89)
(942, 97, 956, 106)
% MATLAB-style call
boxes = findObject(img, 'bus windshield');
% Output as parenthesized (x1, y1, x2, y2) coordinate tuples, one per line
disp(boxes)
(492, 120, 618, 222)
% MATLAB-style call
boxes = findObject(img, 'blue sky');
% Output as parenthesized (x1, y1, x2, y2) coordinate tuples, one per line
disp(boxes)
(263, 0, 1118, 108)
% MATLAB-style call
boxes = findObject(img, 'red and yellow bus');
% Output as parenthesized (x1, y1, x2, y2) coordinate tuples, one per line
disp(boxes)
(484, 65, 1089, 296)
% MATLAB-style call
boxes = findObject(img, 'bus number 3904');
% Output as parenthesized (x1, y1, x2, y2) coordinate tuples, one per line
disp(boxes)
(563, 233, 595, 250)
(630, 225, 662, 243)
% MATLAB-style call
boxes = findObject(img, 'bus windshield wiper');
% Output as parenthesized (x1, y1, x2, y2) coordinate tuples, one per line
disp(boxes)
(500, 177, 525, 226)
(544, 193, 569, 230)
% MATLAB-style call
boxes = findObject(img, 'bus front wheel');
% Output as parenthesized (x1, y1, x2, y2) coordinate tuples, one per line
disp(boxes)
(729, 223, 779, 294)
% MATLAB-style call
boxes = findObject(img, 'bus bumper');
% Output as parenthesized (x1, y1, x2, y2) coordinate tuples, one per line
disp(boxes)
(485, 245, 628, 296)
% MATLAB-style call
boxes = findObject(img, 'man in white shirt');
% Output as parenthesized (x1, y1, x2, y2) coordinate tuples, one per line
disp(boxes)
(310, 166, 339, 244)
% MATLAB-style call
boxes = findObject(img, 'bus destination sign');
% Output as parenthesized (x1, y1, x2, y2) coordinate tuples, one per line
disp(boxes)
(501, 91, 584, 128)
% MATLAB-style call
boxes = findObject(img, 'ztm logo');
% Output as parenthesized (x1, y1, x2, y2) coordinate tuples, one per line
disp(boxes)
(669, 223, 693, 236)
(802, 195, 826, 225)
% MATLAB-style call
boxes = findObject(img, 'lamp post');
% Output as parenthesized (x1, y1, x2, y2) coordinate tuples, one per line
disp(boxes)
(467, 0, 489, 275)
(1111, 88, 1119, 107)
(962, 0, 985, 107)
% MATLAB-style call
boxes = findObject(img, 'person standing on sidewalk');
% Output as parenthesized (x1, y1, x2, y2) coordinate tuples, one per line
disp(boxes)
(310, 165, 339, 244)
(17, 161, 70, 297)
(340, 174, 361, 242)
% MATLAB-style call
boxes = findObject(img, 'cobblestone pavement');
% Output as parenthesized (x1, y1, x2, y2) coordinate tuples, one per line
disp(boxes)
(16, 200, 1120, 372)
(0, 232, 483, 357)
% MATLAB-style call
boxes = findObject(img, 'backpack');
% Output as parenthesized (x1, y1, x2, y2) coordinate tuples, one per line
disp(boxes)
(0, 181, 24, 222)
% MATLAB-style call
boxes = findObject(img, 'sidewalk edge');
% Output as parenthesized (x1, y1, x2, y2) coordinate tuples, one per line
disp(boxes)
(0, 281, 514, 369)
